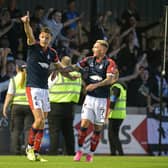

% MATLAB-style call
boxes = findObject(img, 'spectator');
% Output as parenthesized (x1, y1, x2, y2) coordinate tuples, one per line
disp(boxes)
(121, 0, 140, 30)
(8, 0, 22, 19)
(62, 0, 80, 31)
(121, 15, 160, 50)
(148, 64, 168, 108)
(145, 36, 162, 74)
(116, 31, 141, 77)
(0, 8, 24, 57)
(90, 13, 108, 46)
(31, 5, 45, 29)
(43, 9, 81, 48)
(0, 47, 15, 108)
(127, 66, 150, 107)
(62, 0, 84, 49)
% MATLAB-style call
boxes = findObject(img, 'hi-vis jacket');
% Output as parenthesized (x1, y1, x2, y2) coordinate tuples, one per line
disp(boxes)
(49, 72, 82, 103)
(108, 83, 127, 119)
(11, 73, 28, 105)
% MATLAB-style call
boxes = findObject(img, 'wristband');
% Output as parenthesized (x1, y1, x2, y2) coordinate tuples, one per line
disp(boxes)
(110, 95, 117, 102)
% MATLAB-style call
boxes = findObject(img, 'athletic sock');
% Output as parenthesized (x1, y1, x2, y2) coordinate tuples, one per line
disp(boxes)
(78, 127, 88, 147)
(34, 129, 44, 152)
(28, 127, 38, 146)
(90, 131, 101, 152)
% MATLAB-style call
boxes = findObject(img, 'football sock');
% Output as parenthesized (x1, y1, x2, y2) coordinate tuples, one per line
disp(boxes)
(90, 131, 101, 152)
(78, 127, 88, 147)
(34, 129, 44, 152)
(28, 127, 38, 146)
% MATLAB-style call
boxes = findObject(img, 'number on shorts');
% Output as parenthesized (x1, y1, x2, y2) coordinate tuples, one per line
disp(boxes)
(100, 108, 105, 119)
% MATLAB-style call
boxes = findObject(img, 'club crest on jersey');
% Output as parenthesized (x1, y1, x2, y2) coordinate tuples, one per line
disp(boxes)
(38, 62, 49, 69)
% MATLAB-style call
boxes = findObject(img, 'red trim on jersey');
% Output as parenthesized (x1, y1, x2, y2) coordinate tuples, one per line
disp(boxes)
(26, 87, 34, 110)
(79, 57, 88, 67)
(106, 58, 117, 74)
(79, 56, 95, 67)
(48, 46, 59, 62)
(54, 54, 59, 62)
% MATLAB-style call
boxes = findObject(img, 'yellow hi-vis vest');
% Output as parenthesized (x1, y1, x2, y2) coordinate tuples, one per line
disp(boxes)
(49, 72, 82, 103)
(12, 73, 28, 105)
(108, 83, 127, 119)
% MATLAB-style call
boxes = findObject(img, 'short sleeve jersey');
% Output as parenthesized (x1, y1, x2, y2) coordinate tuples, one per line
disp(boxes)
(78, 56, 117, 98)
(26, 43, 59, 89)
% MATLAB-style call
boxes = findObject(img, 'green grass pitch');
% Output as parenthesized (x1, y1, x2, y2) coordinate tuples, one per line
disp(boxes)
(0, 155, 167, 168)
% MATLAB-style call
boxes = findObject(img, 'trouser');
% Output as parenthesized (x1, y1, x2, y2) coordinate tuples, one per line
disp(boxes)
(48, 102, 75, 155)
(10, 104, 33, 154)
(108, 118, 124, 155)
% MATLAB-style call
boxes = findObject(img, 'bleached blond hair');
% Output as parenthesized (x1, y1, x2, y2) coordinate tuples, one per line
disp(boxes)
(96, 40, 109, 50)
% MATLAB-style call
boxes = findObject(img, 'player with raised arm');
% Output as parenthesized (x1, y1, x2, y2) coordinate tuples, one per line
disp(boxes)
(21, 11, 77, 162)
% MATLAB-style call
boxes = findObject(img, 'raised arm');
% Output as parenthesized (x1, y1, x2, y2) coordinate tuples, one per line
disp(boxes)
(63, 13, 84, 28)
(21, 11, 35, 45)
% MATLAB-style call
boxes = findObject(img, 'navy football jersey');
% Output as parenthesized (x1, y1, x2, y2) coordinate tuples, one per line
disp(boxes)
(26, 43, 59, 89)
(78, 56, 116, 98)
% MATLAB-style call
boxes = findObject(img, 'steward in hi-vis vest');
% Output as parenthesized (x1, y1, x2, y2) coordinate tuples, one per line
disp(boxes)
(108, 82, 127, 119)
(2, 62, 33, 155)
(48, 56, 82, 155)
(108, 81, 127, 156)
(49, 71, 82, 103)
(11, 74, 28, 105)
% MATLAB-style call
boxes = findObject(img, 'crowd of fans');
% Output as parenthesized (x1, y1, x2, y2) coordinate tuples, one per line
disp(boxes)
(0, 0, 168, 155)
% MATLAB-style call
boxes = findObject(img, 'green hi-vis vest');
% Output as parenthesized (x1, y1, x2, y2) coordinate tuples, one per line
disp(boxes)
(12, 73, 28, 105)
(49, 72, 82, 103)
(108, 83, 127, 119)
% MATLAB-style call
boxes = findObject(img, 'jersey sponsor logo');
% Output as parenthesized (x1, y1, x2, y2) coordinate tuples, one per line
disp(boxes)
(38, 62, 49, 69)
(89, 75, 103, 81)
(99, 64, 103, 69)
(47, 54, 50, 60)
